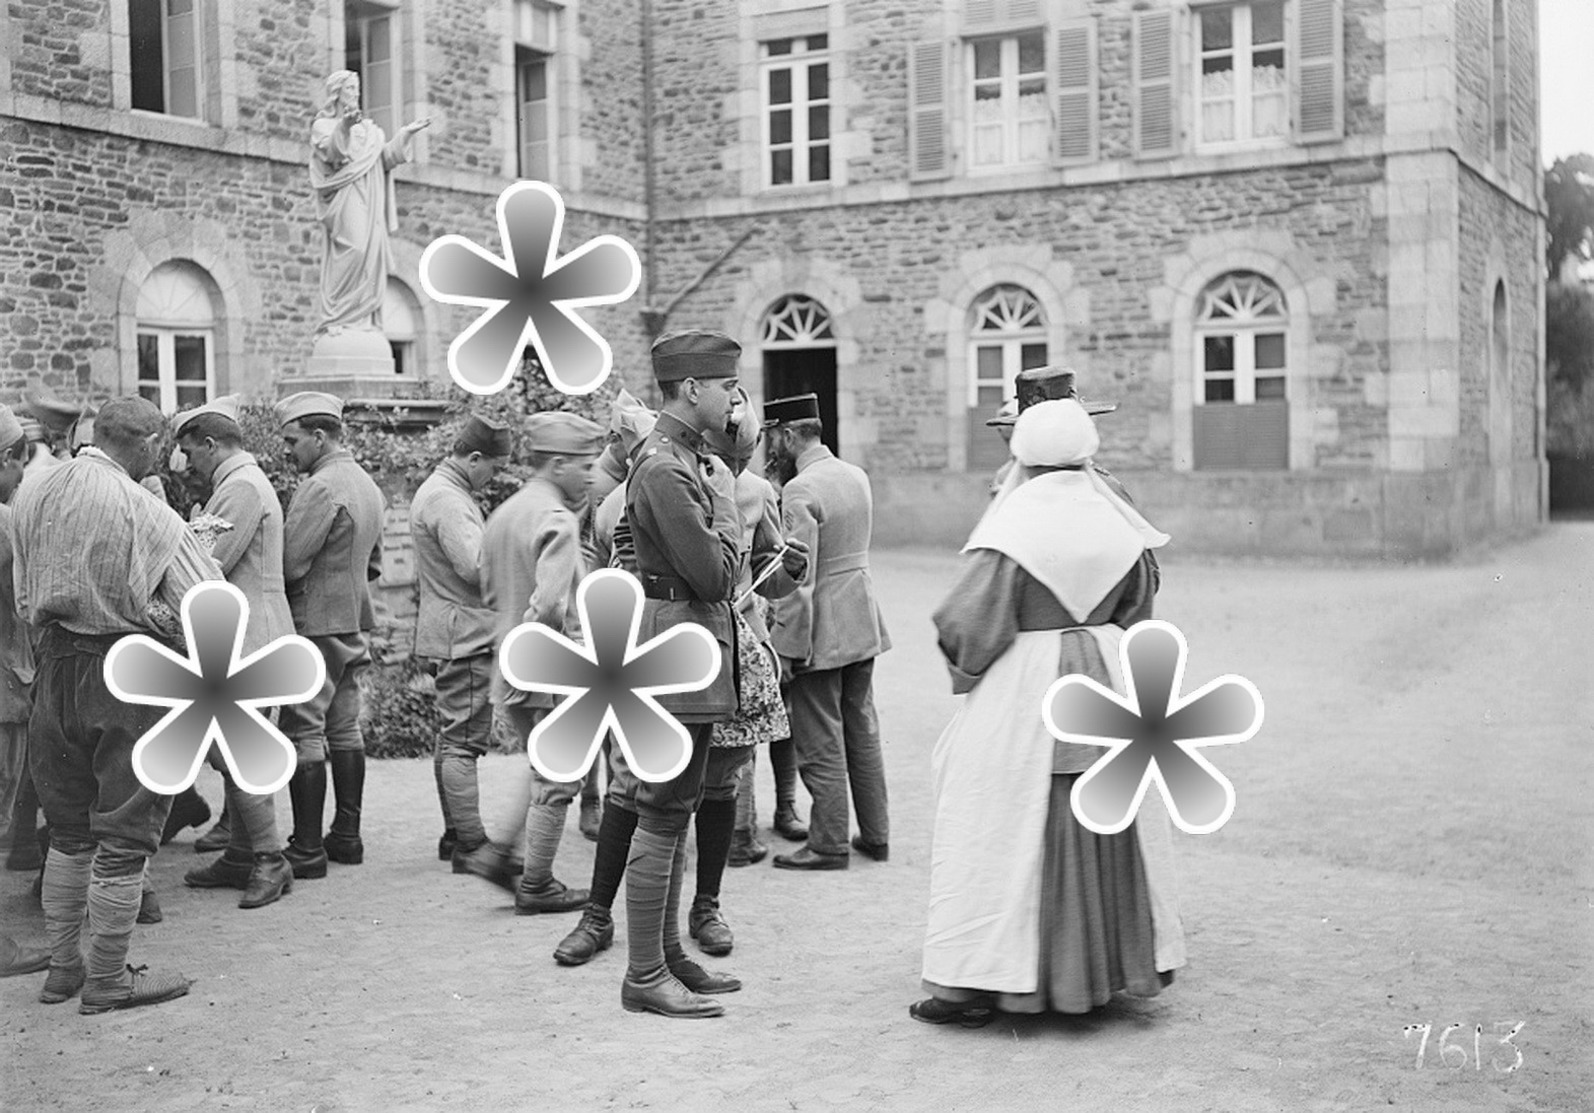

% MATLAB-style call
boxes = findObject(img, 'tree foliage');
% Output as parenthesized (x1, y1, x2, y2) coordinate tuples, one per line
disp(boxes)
(1546, 154, 1594, 281)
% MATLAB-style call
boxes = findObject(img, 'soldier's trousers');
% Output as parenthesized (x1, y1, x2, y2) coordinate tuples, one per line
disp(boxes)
(785, 659, 890, 857)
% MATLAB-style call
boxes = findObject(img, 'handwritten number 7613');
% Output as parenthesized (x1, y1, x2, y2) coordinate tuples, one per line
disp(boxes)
(1403, 1021, 1524, 1072)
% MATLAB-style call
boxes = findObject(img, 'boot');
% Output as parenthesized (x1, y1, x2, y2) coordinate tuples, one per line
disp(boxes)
(688, 895, 735, 956)
(323, 750, 365, 865)
(727, 829, 768, 868)
(193, 802, 231, 854)
(554, 905, 615, 966)
(283, 762, 328, 880)
(238, 853, 293, 910)
(663, 834, 739, 993)
(772, 803, 808, 843)
(621, 828, 723, 1018)
(137, 887, 163, 924)
(437, 828, 457, 862)
(184, 848, 252, 890)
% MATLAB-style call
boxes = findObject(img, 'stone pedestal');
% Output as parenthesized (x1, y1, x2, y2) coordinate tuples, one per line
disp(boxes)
(284, 326, 403, 400)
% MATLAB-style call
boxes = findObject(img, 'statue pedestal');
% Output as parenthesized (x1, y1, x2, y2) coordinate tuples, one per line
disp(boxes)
(284, 327, 403, 400)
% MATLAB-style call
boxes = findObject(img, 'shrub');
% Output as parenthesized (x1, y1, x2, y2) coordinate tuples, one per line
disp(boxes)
(358, 657, 441, 759)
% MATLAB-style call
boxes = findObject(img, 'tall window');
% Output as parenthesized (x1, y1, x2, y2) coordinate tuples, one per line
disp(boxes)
(136, 262, 216, 413)
(969, 32, 1049, 169)
(1193, 272, 1288, 469)
(1196, 1, 1288, 148)
(129, 0, 202, 118)
(761, 36, 831, 188)
(345, 1, 400, 140)
(515, 0, 558, 179)
(1488, 281, 1511, 465)
(968, 285, 1048, 470)
(1490, 0, 1509, 157)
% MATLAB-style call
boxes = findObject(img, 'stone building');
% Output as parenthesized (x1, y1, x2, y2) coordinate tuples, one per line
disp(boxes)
(0, 0, 1547, 558)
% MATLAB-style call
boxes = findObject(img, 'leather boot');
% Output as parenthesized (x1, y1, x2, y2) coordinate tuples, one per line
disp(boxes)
(238, 853, 293, 909)
(283, 762, 328, 880)
(553, 905, 615, 966)
(727, 828, 768, 868)
(772, 803, 808, 843)
(323, 750, 365, 865)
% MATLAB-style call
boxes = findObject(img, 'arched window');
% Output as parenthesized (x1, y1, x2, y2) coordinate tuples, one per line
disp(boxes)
(136, 261, 216, 412)
(761, 295, 839, 454)
(967, 284, 1047, 470)
(384, 278, 421, 375)
(1193, 271, 1287, 469)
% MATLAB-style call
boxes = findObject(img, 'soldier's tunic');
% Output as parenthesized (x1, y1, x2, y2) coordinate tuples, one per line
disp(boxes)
(411, 458, 498, 847)
(278, 447, 386, 761)
(624, 412, 740, 830)
(771, 442, 891, 858)
(0, 502, 36, 846)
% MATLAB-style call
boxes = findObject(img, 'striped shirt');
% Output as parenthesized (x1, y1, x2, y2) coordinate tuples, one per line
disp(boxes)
(11, 448, 222, 636)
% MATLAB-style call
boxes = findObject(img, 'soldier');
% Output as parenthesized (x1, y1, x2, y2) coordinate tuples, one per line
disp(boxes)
(409, 415, 513, 866)
(11, 396, 223, 1013)
(169, 396, 298, 909)
(0, 407, 36, 872)
(765, 393, 892, 871)
(619, 329, 806, 1018)
(275, 391, 387, 879)
(469, 410, 604, 914)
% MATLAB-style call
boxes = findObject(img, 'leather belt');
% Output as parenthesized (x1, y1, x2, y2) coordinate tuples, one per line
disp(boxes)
(821, 552, 869, 574)
(641, 574, 700, 602)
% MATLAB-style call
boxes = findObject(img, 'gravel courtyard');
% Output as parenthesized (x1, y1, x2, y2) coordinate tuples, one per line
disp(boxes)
(3, 526, 1590, 1112)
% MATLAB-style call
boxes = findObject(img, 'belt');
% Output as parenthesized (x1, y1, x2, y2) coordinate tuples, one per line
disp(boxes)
(821, 552, 870, 575)
(641, 574, 700, 602)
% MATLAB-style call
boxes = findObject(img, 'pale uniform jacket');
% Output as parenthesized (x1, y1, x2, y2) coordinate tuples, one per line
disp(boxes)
(771, 443, 891, 671)
(0, 503, 35, 724)
(409, 459, 495, 660)
(204, 452, 294, 657)
(282, 448, 386, 636)
(480, 476, 586, 709)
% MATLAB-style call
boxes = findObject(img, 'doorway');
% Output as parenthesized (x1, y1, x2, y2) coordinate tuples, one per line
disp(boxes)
(763, 347, 838, 456)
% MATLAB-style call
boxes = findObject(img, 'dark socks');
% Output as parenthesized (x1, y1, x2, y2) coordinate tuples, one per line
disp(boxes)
(693, 797, 737, 902)
(588, 802, 639, 911)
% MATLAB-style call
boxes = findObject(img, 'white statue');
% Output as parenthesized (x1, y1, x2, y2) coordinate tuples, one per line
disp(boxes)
(309, 70, 431, 337)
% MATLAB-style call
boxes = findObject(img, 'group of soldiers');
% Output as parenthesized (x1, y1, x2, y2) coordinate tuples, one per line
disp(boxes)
(0, 327, 897, 1020)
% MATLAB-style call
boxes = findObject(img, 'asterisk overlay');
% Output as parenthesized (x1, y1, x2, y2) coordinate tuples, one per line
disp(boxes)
(418, 181, 641, 397)
(499, 569, 721, 784)
(106, 582, 325, 796)
(1043, 620, 1263, 836)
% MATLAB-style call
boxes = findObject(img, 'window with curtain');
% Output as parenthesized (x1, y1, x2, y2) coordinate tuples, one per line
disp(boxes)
(1196, 1, 1288, 148)
(129, 0, 202, 119)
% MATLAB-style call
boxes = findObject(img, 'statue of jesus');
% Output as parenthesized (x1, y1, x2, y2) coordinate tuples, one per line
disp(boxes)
(309, 70, 431, 337)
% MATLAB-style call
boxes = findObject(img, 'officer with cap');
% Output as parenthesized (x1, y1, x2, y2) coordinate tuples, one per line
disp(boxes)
(469, 409, 605, 913)
(764, 392, 892, 871)
(169, 395, 298, 909)
(403, 414, 513, 868)
(618, 329, 806, 1018)
(274, 391, 387, 880)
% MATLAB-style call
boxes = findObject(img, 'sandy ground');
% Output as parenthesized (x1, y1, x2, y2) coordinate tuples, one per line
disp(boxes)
(2, 527, 1591, 1112)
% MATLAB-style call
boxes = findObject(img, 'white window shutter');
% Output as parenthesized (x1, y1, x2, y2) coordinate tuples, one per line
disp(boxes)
(1134, 9, 1176, 158)
(909, 40, 952, 180)
(1294, 0, 1343, 142)
(1005, 0, 1041, 22)
(965, 0, 998, 27)
(1055, 19, 1096, 165)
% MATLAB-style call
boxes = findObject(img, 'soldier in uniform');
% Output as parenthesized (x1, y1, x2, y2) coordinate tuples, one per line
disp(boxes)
(170, 396, 297, 909)
(765, 393, 893, 871)
(275, 391, 387, 880)
(409, 415, 513, 866)
(619, 329, 806, 1019)
(469, 410, 604, 914)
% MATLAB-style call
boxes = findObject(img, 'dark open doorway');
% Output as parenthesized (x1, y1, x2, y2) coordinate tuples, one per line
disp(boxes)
(763, 347, 839, 456)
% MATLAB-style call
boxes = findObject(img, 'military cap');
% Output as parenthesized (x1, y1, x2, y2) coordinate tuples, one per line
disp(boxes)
(0, 404, 23, 452)
(456, 413, 514, 458)
(171, 393, 242, 436)
(274, 390, 344, 427)
(23, 394, 91, 437)
(1014, 366, 1118, 416)
(524, 411, 604, 456)
(650, 329, 741, 383)
(607, 387, 649, 437)
(762, 393, 820, 428)
(985, 396, 1019, 427)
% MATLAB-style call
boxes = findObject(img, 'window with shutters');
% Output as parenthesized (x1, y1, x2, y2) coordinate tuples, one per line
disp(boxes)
(1192, 272, 1289, 469)
(129, 0, 203, 119)
(967, 32, 1050, 170)
(1195, 1, 1288, 149)
(514, 0, 559, 180)
(136, 262, 217, 413)
(345, 1, 402, 141)
(967, 285, 1048, 470)
(761, 36, 831, 188)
